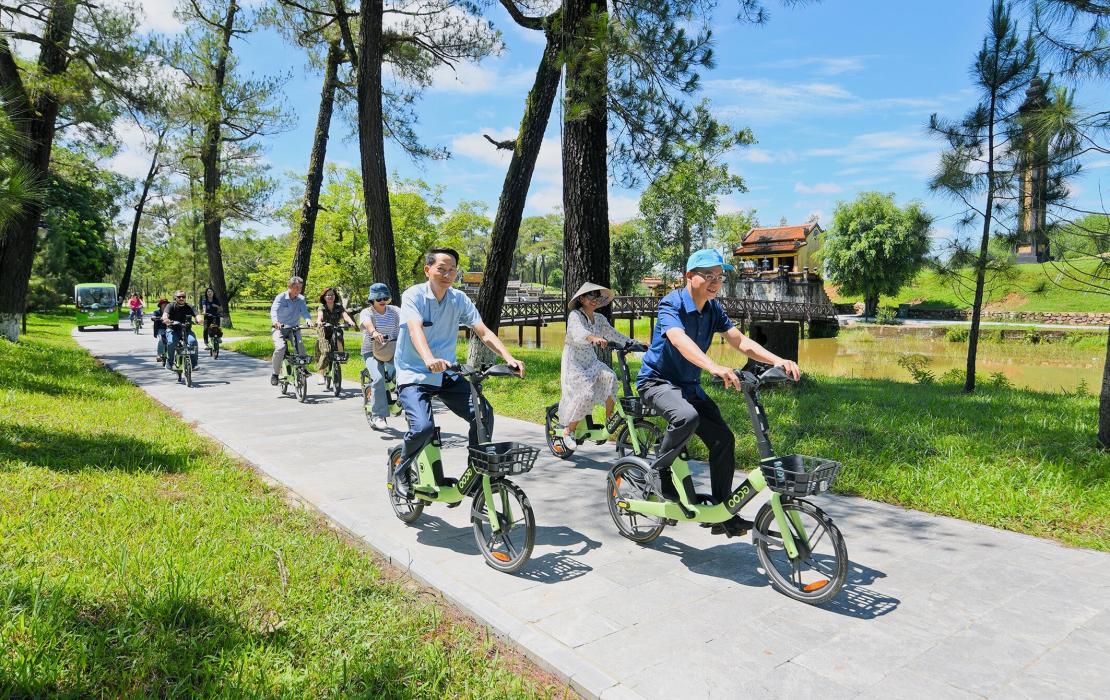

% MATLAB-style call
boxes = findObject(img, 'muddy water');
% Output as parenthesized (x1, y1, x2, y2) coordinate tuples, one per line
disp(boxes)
(494, 323, 1105, 393)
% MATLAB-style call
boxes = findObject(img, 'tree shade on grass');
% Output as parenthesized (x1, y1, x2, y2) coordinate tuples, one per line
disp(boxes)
(0, 313, 570, 698)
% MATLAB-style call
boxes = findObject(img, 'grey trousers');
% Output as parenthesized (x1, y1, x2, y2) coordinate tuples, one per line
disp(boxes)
(272, 328, 306, 374)
(638, 378, 736, 503)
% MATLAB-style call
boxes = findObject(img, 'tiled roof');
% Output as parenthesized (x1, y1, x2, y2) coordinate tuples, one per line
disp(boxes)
(734, 223, 819, 255)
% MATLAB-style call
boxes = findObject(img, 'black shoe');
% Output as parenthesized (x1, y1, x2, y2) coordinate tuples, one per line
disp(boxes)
(712, 516, 753, 538)
(270, 374, 279, 386)
(392, 464, 412, 499)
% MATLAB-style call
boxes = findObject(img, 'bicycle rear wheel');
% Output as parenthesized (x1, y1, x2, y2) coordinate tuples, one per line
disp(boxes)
(754, 499, 847, 605)
(472, 480, 534, 573)
(387, 446, 423, 523)
(607, 461, 665, 543)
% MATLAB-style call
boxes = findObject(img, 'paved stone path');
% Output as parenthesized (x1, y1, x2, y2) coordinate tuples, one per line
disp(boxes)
(76, 326, 1110, 699)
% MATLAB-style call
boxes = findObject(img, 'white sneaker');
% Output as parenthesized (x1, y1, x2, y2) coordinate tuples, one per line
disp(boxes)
(369, 416, 388, 431)
(562, 433, 578, 449)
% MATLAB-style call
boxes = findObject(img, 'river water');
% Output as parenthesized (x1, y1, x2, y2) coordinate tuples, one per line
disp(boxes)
(495, 323, 1106, 393)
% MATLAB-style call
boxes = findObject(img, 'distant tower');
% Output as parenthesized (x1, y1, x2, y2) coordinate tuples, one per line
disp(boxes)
(1013, 76, 1052, 263)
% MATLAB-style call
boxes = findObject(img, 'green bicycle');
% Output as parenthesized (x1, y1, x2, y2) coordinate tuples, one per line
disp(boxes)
(276, 324, 311, 403)
(319, 322, 349, 398)
(606, 365, 848, 604)
(166, 320, 195, 388)
(544, 340, 662, 460)
(360, 334, 402, 428)
(387, 363, 538, 573)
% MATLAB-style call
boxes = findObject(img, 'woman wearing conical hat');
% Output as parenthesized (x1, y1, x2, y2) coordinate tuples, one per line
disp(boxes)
(558, 282, 635, 450)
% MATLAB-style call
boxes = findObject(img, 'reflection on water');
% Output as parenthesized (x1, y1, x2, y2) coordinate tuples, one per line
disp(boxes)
(494, 323, 1105, 393)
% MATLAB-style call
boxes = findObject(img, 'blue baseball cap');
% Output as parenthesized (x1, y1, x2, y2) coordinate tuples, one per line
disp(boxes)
(368, 283, 391, 301)
(685, 248, 734, 272)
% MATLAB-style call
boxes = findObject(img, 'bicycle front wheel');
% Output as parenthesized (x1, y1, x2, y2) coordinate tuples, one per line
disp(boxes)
(183, 356, 192, 388)
(210, 339, 219, 359)
(754, 498, 848, 605)
(333, 364, 342, 397)
(296, 368, 308, 403)
(472, 480, 534, 573)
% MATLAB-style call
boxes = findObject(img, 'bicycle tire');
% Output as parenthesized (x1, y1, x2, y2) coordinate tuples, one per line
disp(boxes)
(296, 368, 308, 403)
(210, 339, 219, 359)
(544, 404, 573, 459)
(472, 479, 535, 573)
(387, 446, 423, 523)
(754, 499, 848, 605)
(363, 385, 375, 427)
(333, 364, 342, 397)
(606, 460, 666, 543)
(184, 356, 192, 388)
(615, 419, 663, 459)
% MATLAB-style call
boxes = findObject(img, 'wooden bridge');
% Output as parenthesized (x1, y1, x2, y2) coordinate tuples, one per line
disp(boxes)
(491, 295, 839, 347)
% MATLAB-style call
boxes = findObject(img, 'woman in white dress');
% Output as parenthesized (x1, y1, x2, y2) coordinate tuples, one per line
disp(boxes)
(559, 282, 635, 449)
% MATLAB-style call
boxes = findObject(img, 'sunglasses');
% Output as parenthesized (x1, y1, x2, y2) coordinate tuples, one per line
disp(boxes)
(584, 291, 603, 300)
(175, 296, 185, 299)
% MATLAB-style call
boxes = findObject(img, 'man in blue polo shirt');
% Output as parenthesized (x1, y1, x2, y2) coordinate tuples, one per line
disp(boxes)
(392, 247, 525, 497)
(638, 248, 801, 537)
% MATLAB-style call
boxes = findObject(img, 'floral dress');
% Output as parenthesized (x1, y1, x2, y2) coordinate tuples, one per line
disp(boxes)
(558, 309, 634, 424)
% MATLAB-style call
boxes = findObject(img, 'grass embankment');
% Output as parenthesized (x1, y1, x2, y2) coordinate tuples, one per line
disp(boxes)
(472, 343, 1110, 551)
(0, 314, 569, 698)
(828, 258, 1109, 312)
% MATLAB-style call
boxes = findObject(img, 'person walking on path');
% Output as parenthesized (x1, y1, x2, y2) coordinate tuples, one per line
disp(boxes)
(559, 282, 635, 449)
(269, 276, 313, 386)
(637, 248, 801, 537)
(360, 283, 400, 431)
(391, 248, 525, 497)
(161, 291, 200, 370)
(314, 287, 356, 374)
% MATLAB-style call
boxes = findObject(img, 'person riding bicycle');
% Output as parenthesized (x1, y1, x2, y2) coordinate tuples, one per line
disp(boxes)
(392, 247, 525, 498)
(360, 282, 400, 431)
(314, 287, 356, 375)
(152, 298, 169, 362)
(558, 282, 636, 450)
(127, 293, 144, 326)
(269, 276, 312, 386)
(637, 248, 800, 537)
(200, 287, 222, 349)
(161, 291, 200, 370)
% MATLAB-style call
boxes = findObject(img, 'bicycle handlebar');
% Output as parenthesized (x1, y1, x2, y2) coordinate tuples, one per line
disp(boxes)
(447, 362, 522, 381)
(606, 339, 648, 353)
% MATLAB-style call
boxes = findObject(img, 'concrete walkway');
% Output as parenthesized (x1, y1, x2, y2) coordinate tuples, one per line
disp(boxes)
(76, 326, 1110, 700)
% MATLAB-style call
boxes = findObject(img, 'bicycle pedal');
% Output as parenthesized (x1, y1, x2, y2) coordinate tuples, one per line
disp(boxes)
(446, 500, 462, 509)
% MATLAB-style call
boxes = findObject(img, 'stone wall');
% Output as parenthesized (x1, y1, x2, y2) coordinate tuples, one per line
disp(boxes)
(727, 271, 832, 306)
(899, 307, 1110, 326)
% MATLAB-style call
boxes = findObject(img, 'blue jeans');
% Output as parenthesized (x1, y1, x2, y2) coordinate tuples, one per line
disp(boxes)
(362, 352, 395, 418)
(155, 329, 166, 357)
(398, 375, 493, 465)
(166, 328, 199, 368)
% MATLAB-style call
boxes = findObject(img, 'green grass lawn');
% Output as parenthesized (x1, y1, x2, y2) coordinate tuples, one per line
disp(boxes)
(0, 314, 570, 698)
(828, 257, 1110, 312)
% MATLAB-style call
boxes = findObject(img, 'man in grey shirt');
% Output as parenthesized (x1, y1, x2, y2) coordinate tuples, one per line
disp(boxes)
(269, 276, 313, 385)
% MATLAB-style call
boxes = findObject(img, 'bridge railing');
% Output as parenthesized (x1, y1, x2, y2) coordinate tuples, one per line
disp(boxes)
(495, 296, 837, 325)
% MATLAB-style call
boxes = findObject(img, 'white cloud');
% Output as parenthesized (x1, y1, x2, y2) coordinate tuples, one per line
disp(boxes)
(429, 61, 534, 95)
(608, 194, 640, 223)
(105, 121, 157, 179)
(758, 55, 875, 76)
(794, 181, 842, 195)
(104, 0, 183, 34)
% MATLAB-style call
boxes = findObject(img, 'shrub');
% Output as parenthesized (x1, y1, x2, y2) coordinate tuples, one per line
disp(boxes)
(897, 353, 935, 384)
(875, 307, 900, 325)
(945, 327, 970, 342)
(940, 368, 965, 384)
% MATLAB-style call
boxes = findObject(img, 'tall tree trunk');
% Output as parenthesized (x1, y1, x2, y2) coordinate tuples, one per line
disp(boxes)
(0, 1, 77, 341)
(199, 0, 239, 328)
(119, 129, 166, 299)
(468, 32, 562, 365)
(1099, 323, 1110, 449)
(965, 92, 998, 394)
(356, 0, 399, 297)
(562, 0, 611, 317)
(291, 41, 342, 287)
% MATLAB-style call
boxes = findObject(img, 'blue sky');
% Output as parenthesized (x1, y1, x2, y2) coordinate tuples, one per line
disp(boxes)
(114, 0, 1109, 248)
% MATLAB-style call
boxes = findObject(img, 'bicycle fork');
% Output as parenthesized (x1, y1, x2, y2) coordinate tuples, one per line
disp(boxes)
(480, 476, 514, 535)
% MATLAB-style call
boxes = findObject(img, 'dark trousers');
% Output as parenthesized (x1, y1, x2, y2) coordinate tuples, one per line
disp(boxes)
(639, 379, 736, 503)
(398, 376, 493, 466)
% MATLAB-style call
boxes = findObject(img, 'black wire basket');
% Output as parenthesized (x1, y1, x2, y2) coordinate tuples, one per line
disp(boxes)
(469, 441, 539, 477)
(759, 454, 842, 497)
(619, 395, 658, 418)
